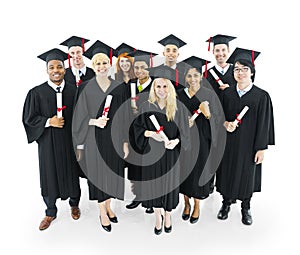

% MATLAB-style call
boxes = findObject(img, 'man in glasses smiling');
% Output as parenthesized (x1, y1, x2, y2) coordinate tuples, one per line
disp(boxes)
(216, 48, 275, 226)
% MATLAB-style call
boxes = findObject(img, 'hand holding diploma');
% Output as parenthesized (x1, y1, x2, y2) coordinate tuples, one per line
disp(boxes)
(130, 83, 138, 109)
(190, 101, 210, 121)
(224, 106, 249, 132)
(149, 115, 169, 143)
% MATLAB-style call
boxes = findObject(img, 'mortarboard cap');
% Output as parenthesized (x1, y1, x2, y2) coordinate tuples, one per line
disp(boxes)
(83, 40, 115, 64)
(37, 48, 68, 63)
(60, 36, 90, 49)
(132, 49, 158, 67)
(227, 47, 260, 65)
(179, 56, 211, 74)
(206, 34, 236, 46)
(115, 43, 135, 56)
(158, 34, 186, 48)
(147, 65, 179, 81)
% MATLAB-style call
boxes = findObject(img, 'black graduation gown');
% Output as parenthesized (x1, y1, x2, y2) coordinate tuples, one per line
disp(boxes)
(123, 78, 153, 181)
(64, 67, 95, 87)
(177, 87, 216, 199)
(132, 101, 190, 211)
(22, 82, 80, 200)
(72, 77, 126, 202)
(205, 65, 235, 100)
(216, 85, 275, 200)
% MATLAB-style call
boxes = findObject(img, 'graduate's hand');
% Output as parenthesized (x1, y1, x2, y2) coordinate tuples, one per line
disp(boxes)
(144, 130, 164, 142)
(224, 121, 237, 132)
(188, 116, 194, 128)
(76, 149, 83, 161)
(123, 142, 129, 159)
(219, 84, 230, 90)
(199, 101, 211, 119)
(94, 117, 109, 128)
(164, 138, 179, 150)
(49, 116, 64, 128)
(254, 150, 264, 164)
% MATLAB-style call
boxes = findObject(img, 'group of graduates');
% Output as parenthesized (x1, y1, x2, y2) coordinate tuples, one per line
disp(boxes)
(22, 33, 275, 234)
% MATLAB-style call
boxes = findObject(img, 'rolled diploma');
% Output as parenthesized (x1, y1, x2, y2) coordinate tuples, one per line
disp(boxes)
(102, 95, 113, 118)
(75, 69, 80, 83)
(209, 69, 224, 86)
(149, 114, 169, 142)
(191, 108, 202, 121)
(56, 92, 62, 118)
(130, 83, 137, 108)
(233, 106, 249, 125)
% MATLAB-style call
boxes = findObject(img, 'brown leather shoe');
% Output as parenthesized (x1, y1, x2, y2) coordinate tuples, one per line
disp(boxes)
(39, 216, 56, 231)
(71, 206, 81, 220)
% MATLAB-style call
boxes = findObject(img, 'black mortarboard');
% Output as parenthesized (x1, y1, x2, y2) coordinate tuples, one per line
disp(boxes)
(206, 34, 236, 46)
(158, 34, 186, 48)
(83, 40, 114, 62)
(147, 65, 177, 81)
(227, 47, 260, 65)
(115, 43, 135, 56)
(60, 36, 90, 50)
(37, 48, 68, 63)
(132, 50, 158, 67)
(178, 56, 211, 74)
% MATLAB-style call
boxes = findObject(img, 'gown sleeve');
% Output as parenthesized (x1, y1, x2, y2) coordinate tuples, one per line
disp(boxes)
(22, 88, 48, 143)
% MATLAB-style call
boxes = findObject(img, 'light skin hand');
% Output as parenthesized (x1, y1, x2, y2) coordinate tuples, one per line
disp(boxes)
(219, 84, 230, 90)
(254, 150, 264, 164)
(49, 115, 64, 128)
(224, 121, 237, 132)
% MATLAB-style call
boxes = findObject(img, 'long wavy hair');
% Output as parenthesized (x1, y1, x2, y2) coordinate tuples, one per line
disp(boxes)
(115, 52, 135, 82)
(148, 78, 177, 121)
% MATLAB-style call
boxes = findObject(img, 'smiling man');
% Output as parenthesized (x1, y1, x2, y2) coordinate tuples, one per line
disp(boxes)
(22, 48, 81, 230)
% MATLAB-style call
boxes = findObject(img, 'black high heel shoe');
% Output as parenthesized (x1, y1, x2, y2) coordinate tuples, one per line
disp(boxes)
(99, 216, 111, 232)
(154, 215, 163, 235)
(107, 214, 118, 223)
(164, 215, 172, 233)
(190, 210, 200, 224)
(182, 204, 191, 221)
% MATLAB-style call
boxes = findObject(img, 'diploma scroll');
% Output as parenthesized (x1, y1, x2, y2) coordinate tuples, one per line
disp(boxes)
(190, 101, 210, 121)
(209, 69, 224, 86)
(233, 106, 249, 125)
(102, 95, 113, 118)
(56, 92, 63, 118)
(130, 83, 137, 108)
(149, 114, 169, 143)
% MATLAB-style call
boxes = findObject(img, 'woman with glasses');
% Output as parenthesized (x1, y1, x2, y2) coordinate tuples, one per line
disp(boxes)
(216, 48, 275, 225)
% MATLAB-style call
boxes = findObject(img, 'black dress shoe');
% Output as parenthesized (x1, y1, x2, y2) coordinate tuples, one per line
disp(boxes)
(154, 215, 163, 235)
(217, 204, 230, 220)
(126, 201, 141, 209)
(145, 207, 154, 214)
(190, 216, 199, 224)
(182, 205, 190, 221)
(99, 216, 112, 232)
(241, 209, 253, 225)
(108, 215, 118, 223)
(164, 225, 172, 233)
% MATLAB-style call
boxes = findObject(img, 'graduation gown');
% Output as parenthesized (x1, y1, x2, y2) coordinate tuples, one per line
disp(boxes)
(72, 77, 126, 202)
(22, 82, 80, 200)
(216, 85, 275, 200)
(132, 101, 190, 211)
(177, 87, 217, 199)
(205, 65, 236, 100)
(64, 67, 95, 87)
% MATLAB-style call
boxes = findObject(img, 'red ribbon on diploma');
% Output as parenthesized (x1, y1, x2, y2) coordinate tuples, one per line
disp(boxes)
(156, 126, 164, 134)
(103, 107, 110, 115)
(235, 114, 242, 124)
(216, 78, 220, 83)
(76, 80, 82, 86)
(131, 96, 139, 102)
(57, 106, 67, 112)
(193, 109, 201, 115)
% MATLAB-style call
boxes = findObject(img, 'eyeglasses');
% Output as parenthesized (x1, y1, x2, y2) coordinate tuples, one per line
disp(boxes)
(233, 67, 250, 73)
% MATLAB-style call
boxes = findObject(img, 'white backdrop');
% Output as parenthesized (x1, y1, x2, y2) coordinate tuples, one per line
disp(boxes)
(1, 0, 298, 254)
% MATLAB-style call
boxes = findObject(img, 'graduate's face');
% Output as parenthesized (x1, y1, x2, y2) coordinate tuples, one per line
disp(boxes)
(119, 57, 131, 72)
(163, 45, 179, 64)
(69, 46, 84, 66)
(154, 78, 169, 100)
(185, 68, 201, 88)
(134, 61, 149, 80)
(94, 59, 110, 76)
(233, 62, 253, 84)
(47, 60, 66, 85)
(213, 44, 229, 65)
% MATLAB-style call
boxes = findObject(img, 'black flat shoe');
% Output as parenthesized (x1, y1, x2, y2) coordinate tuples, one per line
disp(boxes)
(154, 215, 163, 235)
(190, 216, 199, 224)
(146, 207, 154, 214)
(241, 209, 253, 225)
(217, 204, 230, 220)
(182, 205, 191, 221)
(108, 215, 118, 223)
(126, 201, 141, 209)
(99, 216, 112, 232)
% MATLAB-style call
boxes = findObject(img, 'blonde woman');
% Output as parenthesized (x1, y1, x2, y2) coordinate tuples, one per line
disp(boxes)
(73, 41, 128, 232)
(132, 76, 190, 235)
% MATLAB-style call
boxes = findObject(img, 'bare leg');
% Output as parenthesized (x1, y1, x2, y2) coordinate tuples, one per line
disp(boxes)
(191, 198, 200, 218)
(99, 201, 110, 226)
(154, 208, 163, 229)
(105, 198, 116, 218)
(183, 195, 191, 215)
(164, 210, 172, 228)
